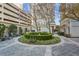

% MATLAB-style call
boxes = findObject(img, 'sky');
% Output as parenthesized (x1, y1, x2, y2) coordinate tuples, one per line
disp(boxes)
(23, 3, 60, 25)
(23, 3, 30, 12)
(54, 3, 60, 25)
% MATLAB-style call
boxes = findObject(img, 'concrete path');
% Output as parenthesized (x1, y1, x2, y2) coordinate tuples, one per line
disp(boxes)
(0, 36, 79, 56)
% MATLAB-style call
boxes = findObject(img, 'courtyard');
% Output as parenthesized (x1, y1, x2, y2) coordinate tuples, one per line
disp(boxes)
(0, 3, 79, 56)
(0, 36, 79, 56)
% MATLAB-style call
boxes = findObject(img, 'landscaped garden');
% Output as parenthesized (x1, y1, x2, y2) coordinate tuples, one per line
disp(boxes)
(19, 32, 61, 45)
(0, 23, 61, 45)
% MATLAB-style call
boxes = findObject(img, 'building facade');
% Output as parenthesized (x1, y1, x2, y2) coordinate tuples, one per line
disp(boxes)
(60, 3, 79, 37)
(0, 3, 31, 36)
(60, 18, 79, 37)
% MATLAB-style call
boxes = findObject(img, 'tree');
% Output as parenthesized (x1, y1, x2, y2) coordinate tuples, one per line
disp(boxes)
(0, 24, 6, 38)
(61, 3, 79, 20)
(8, 24, 17, 36)
(30, 3, 54, 32)
(30, 4, 39, 32)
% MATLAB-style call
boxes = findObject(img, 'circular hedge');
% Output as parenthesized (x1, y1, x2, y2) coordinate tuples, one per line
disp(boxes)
(24, 32, 53, 40)
(19, 32, 61, 45)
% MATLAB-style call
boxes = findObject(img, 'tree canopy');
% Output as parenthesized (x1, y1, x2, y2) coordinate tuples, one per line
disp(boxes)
(61, 3, 79, 20)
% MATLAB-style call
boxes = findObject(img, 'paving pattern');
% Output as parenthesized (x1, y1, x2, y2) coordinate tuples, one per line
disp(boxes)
(52, 43, 79, 56)
(0, 44, 46, 56)
(0, 36, 79, 56)
(70, 38, 79, 43)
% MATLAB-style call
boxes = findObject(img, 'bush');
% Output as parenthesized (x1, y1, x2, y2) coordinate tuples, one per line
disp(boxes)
(35, 37, 61, 45)
(8, 24, 17, 37)
(19, 35, 61, 45)
(58, 32, 64, 36)
(19, 32, 60, 45)
(26, 32, 50, 35)
(24, 32, 53, 40)
(0, 24, 6, 39)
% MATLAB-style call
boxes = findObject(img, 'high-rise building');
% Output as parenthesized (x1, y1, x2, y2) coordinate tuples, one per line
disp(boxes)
(14, 3, 23, 10)
(0, 3, 31, 36)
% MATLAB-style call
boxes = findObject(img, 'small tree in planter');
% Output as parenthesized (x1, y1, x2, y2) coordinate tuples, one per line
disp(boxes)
(0, 24, 6, 40)
(8, 24, 17, 37)
(19, 27, 23, 35)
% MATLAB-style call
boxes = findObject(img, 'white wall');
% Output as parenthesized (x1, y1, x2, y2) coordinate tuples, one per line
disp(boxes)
(70, 20, 79, 37)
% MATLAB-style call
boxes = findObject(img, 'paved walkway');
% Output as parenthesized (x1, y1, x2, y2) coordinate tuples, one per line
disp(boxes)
(0, 36, 79, 56)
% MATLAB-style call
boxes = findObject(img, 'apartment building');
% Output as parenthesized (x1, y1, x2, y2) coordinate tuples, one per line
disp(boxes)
(0, 3, 31, 36)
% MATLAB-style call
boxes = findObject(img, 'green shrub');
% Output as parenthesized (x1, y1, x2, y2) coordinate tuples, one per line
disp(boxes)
(28, 32, 39, 35)
(19, 32, 61, 45)
(58, 32, 64, 36)
(8, 24, 17, 36)
(24, 32, 53, 40)
(19, 35, 60, 45)
(35, 37, 60, 45)
(26, 32, 50, 35)
(0, 24, 6, 38)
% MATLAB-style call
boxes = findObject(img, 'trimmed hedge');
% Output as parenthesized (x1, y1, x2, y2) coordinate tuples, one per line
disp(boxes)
(27, 32, 50, 35)
(19, 35, 61, 45)
(58, 32, 64, 36)
(19, 32, 60, 45)
(24, 32, 53, 40)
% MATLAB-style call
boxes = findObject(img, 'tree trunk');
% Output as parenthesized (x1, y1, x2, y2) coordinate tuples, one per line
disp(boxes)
(34, 19, 39, 32)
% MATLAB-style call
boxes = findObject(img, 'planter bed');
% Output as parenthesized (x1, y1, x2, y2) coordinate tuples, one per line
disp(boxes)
(19, 32, 61, 45)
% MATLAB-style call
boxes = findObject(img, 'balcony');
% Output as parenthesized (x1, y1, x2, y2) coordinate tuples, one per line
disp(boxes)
(4, 9, 19, 17)
(4, 4, 19, 14)
(4, 14, 19, 23)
